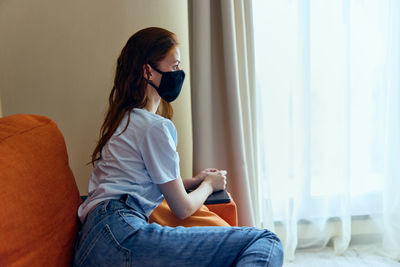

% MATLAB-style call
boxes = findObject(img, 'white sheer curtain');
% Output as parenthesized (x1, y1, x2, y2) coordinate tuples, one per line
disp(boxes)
(252, 0, 400, 260)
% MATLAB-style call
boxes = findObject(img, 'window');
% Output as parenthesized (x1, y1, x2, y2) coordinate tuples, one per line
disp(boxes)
(253, 0, 397, 221)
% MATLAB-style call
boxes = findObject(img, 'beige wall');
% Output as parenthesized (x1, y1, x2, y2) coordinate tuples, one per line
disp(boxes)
(0, 0, 193, 194)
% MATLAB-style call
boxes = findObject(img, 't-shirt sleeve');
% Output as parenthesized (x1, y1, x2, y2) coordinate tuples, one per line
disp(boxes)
(140, 120, 180, 184)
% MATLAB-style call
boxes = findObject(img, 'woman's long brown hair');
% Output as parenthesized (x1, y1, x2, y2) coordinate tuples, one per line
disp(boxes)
(90, 27, 178, 166)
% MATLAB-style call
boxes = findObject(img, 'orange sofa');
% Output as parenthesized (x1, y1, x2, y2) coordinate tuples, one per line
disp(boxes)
(0, 114, 237, 266)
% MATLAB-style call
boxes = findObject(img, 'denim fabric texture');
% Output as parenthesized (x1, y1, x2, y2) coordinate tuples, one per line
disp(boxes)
(73, 194, 283, 267)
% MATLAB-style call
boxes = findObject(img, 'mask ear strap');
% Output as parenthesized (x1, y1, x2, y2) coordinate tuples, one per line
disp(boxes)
(149, 64, 163, 74)
(147, 80, 159, 90)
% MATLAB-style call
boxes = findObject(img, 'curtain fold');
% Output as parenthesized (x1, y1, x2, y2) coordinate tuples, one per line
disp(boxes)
(253, 0, 400, 260)
(381, 0, 400, 259)
(189, 0, 259, 227)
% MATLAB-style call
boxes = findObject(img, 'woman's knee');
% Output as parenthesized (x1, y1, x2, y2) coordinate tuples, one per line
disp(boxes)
(260, 230, 284, 266)
(235, 229, 284, 267)
(260, 228, 281, 243)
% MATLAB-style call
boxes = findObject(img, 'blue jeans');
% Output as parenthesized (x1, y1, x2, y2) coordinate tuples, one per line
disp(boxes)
(73, 195, 283, 267)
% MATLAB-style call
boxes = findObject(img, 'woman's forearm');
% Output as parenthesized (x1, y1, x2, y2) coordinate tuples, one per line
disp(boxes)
(182, 177, 202, 190)
(159, 177, 213, 220)
(160, 172, 225, 220)
(183, 181, 213, 218)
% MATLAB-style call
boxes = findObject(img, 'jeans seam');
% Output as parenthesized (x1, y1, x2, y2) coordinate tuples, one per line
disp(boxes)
(103, 224, 132, 267)
(118, 209, 145, 230)
(77, 224, 109, 267)
(265, 239, 278, 267)
(77, 224, 131, 267)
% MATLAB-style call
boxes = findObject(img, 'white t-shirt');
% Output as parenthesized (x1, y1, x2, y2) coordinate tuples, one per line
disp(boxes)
(78, 108, 180, 223)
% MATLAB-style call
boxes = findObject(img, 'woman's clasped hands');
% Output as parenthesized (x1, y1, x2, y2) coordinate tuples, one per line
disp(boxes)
(194, 168, 227, 192)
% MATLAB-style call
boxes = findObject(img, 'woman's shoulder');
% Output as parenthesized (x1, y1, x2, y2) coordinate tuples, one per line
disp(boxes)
(131, 108, 176, 134)
(129, 109, 178, 148)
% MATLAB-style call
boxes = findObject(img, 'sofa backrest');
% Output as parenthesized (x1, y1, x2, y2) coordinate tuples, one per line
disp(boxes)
(0, 114, 81, 267)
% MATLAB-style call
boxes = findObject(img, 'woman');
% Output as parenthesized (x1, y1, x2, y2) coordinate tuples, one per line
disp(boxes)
(73, 27, 283, 267)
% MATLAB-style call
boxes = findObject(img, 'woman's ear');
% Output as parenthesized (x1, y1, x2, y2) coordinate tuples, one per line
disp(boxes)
(143, 64, 152, 80)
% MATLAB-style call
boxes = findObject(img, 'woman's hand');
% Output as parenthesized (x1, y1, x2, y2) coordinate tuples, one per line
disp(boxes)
(184, 168, 227, 191)
(203, 171, 227, 192)
(194, 168, 220, 181)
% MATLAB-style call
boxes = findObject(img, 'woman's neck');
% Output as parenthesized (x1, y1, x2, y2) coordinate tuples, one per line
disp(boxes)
(145, 97, 161, 114)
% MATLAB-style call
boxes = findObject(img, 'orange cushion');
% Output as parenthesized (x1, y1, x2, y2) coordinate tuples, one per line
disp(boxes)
(150, 199, 229, 227)
(206, 193, 238, 227)
(0, 114, 81, 267)
(149, 193, 238, 227)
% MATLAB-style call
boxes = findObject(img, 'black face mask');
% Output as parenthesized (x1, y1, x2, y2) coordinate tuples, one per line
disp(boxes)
(147, 64, 185, 103)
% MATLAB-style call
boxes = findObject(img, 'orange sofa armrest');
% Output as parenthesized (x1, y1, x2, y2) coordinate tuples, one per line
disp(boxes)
(149, 192, 238, 227)
(205, 192, 238, 226)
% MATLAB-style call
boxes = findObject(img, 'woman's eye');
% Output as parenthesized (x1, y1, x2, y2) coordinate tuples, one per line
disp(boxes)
(173, 65, 180, 71)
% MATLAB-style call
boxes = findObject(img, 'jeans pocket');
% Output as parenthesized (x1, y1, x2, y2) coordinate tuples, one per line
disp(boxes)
(76, 224, 131, 267)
